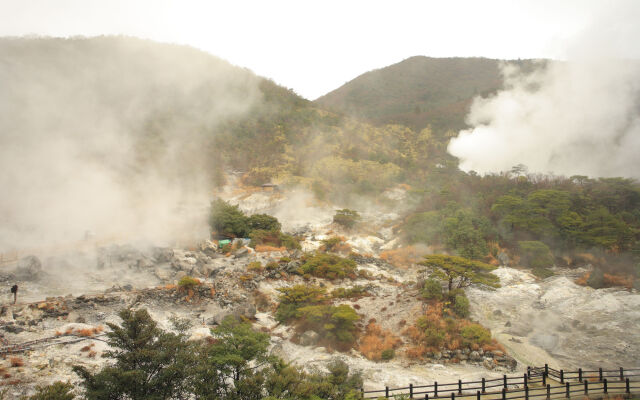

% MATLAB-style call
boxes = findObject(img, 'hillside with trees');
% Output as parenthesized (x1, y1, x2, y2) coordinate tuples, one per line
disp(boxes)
(315, 56, 541, 133)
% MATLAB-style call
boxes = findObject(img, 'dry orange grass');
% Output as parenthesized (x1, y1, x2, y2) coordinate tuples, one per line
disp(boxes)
(575, 272, 633, 289)
(380, 246, 426, 269)
(9, 357, 23, 367)
(358, 323, 401, 361)
(255, 245, 285, 252)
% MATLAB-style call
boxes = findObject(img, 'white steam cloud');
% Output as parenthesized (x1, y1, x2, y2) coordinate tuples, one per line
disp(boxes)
(0, 37, 261, 252)
(448, 3, 640, 178)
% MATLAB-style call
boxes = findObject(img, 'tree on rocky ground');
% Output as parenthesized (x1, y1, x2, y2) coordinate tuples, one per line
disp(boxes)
(73, 308, 194, 400)
(419, 254, 500, 291)
(27, 381, 76, 400)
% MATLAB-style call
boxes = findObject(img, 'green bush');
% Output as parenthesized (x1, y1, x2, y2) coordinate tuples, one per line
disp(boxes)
(381, 349, 395, 360)
(421, 278, 443, 300)
(247, 261, 263, 273)
(321, 236, 345, 252)
(247, 213, 281, 232)
(300, 253, 357, 280)
(333, 209, 361, 228)
(250, 229, 301, 250)
(275, 285, 327, 323)
(297, 304, 360, 349)
(460, 323, 491, 346)
(209, 199, 250, 237)
(452, 295, 470, 318)
(266, 261, 279, 271)
(331, 285, 370, 299)
(177, 276, 200, 290)
(532, 267, 554, 279)
(28, 381, 75, 400)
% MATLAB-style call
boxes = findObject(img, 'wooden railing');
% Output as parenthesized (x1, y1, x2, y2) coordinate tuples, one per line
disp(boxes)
(361, 365, 640, 399)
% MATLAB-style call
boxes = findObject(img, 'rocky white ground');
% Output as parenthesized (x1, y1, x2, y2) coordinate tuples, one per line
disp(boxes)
(0, 186, 638, 397)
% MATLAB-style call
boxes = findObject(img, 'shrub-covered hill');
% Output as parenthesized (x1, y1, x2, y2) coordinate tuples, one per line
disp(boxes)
(315, 56, 541, 133)
(0, 36, 449, 205)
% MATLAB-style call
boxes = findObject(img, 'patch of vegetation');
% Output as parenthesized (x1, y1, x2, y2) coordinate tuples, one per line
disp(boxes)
(300, 252, 357, 280)
(331, 285, 371, 299)
(72, 307, 362, 400)
(249, 229, 301, 250)
(246, 261, 263, 273)
(420, 254, 500, 291)
(358, 322, 401, 361)
(333, 209, 361, 228)
(275, 285, 327, 323)
(28, 381, 76, 400)
(320, 236, 352, 253)
(177, 276, 200, 290)
(296, 304, 360, 350)
(420, 278, 443, 300)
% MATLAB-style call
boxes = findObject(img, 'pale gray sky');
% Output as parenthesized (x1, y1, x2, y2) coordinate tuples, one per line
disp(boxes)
(1, 0, 637, 99)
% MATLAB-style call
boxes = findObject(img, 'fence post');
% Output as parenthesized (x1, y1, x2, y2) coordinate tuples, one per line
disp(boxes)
(482, 378, 486, 393)
(599, 367, 603, 382)
(560, 370, 564, 384)
(545, 364, 549, 376)
(435, 381, 438, 398)
(458, 379, 462, 394)
(546, 384, 551, 400)
(626, 378, 630, 394)
(603, 378, 607, 394)
(502, 388, 506, 400)
(583, 380, 588, 395)
(578, 368, 582, 383)
(524, 374, 528, 387)
(525, 385, 529, 400)
(503, 375, 507, 389)
(410, 383, 414, 399)
(385, 386, 389, 399)
(565, 382, 570, 398)
(527, 366, 531, 378)
(477, 391, 480, 400)
(620, 367, 624, 381)
(425, 394, 429, 400)
(542, 373, 546, 386)
(451, 393, 455, 400)
(360, 387, 364, 399)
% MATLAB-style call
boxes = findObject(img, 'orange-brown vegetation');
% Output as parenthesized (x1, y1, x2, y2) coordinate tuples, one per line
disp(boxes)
(87, 350, 97, 358)
(80, 344, 95, 352)
(575, 272, 633, 289)
(358, 322, 402, 361)
(255, 245, 286, 252)
(380, 246, 427, 269)
(9, 357, 23, 367)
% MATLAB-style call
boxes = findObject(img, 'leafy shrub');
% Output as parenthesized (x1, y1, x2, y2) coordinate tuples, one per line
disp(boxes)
(250, 229, 301, 250)
(177, 276, 200, 290)
(275, 285, 327, 323)
(331, 285, 370, 299)
(421, 278, 443, 300)
(247, 213, 281, 232)
(358, 322, 401, 361)
(28, 381, 75, 400)
(333, 209, 361, 228)
(532, 267, 554, 279)
(320, 236, 352, 253)
(279, 256, 291, 263)
(300, 253, 357, 280)
(265, 261, 279, 271)
(381, 349, 395, 360)
(297, 304, 360, 349)
(452, 295, 470, 318)
(247, 261, 263, 273)
(460, 323, 491, 346)
(209, 199, 250, 237)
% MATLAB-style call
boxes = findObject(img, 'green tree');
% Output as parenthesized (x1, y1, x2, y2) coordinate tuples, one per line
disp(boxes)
(190, 316, 270, 400)
(28, 382, 75, 400)
(419, 254, 500, 291)
(332, 209, 361, 228)
(209, 199, 250, 238)
(275, 285, 327, 323)
(247, 213, 281, 232)
(73, 309, 193, 400)
(442, 209, 490, 260)
(518, 241, 554, 269)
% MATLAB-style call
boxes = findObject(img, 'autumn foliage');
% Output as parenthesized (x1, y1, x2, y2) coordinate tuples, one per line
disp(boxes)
(358, 322, 401, 361)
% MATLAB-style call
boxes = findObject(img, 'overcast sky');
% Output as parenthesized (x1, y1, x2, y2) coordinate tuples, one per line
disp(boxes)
(1, 0, 638, 99)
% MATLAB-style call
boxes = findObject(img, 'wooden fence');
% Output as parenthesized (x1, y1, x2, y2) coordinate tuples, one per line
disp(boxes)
(361, 365, 640, 399)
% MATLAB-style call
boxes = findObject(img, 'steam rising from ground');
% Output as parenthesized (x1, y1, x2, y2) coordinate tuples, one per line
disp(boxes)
(448, 4, 640, 178)
(0, 37, 261, 252)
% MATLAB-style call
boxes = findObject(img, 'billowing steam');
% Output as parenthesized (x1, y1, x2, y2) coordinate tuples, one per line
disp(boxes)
(0, 37, 261, 252)
(448, 4, 640, 179)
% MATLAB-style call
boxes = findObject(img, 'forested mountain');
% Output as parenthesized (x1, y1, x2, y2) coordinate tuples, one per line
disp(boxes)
(315, 56, 540, 133)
